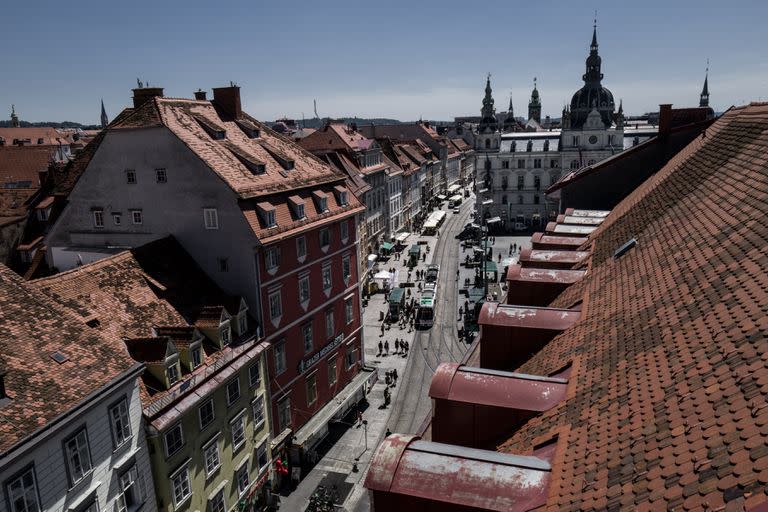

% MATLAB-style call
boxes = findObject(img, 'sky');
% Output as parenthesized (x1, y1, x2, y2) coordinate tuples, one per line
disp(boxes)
(1, 0, 766, 124)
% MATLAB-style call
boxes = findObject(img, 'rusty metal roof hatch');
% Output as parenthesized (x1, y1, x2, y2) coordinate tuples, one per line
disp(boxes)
(614, 237, 637, 259)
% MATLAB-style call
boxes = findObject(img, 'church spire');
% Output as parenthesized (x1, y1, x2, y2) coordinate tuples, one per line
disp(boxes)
(700, 62, 710, 108)
(583, 17, 603, 86)
(479, 73, 498, 132)
(100, 99, 109, 129)
(528, 77, 541, 124)
(10, 105, 19, 128)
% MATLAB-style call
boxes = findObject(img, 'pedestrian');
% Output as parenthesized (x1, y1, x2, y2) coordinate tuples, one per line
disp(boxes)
(380, 324, 385, 337)
(384, 339, 389, 355)
(385, 373, 391, 387)
(498, 253, 502, 262)
(386, 427, 392, 437)
(356, 410, 363, 427)
(378, 340, 383, 355)
(394, 338, 400, 354)
(456, 269, 459, 280)
(392, 368, 398, 384)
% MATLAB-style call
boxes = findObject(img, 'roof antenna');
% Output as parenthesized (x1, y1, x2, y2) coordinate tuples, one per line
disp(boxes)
(136, 78, 144, 88)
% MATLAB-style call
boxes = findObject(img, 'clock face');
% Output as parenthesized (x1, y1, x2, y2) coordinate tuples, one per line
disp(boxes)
(588, 135, 598, 144)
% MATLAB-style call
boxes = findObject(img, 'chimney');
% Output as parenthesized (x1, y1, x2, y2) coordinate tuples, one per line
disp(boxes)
(194, 89, 207, 101)
(659, 104, 672, 138)
(132, 87, 164, 108)
(212, 85, 242, 119)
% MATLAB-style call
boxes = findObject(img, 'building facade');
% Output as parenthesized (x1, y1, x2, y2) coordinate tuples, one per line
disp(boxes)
(44, 85, 369, 475)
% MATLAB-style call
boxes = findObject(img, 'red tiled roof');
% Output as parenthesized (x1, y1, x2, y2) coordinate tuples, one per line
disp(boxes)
(124, 337, 173, 364)
(0, 127, 73, 147)
(496, 103, 768, 510)
(0, 265, 138, 453)
(0, 145, 55, 187)
(112, 97, 341, 199)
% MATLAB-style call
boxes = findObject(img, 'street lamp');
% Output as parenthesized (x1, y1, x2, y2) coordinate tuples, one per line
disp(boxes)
(483, 216, 501, 299)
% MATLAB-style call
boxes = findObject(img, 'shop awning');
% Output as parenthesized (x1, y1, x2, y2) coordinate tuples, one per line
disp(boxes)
(374, 271, 394, 280)
(367, 254, 378, 262)
(395, 232, 410, 243)
(436, 195, 447, 200)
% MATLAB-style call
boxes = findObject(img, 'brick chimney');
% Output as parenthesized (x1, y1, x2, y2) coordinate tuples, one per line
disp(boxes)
(132, 87, 164, 108)
(194, 89, 207, 101)
(659, 104, 672, 138)
(212, 85, 242, 119)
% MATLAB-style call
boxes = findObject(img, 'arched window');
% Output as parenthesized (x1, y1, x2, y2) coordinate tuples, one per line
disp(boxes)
(518, 195, 524, 205)
(502, 195, 508, 205)
(570, 160, 580, 169)
(484, 159, 491, 171)
(485, 139, 491, 149)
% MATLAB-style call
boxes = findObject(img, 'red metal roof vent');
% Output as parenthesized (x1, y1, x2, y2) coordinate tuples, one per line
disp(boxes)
(556, 213, 606, 226)
(505, 265, 586, 306)
(364, 434, 551, 512)
(531, 232, 586, 251)
(545, 221, 596, 237)
(478, 303, 581, 370)
(429, 363, 568, 449)
(564, 208, 611, 218)
(518, 248, 590, 270)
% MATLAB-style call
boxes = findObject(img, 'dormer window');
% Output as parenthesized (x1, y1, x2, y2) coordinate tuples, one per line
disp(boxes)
(258, 202, 277, 228)
(334, 185, 349, 206)
(191, 346, 202, 369)
(235, 119, 261, 139)
(312, 191, 329, 213)
(319, 197, 328, 212)
(238, 314, 248, 335)
(194, 115, 226, 140)
(220, 324, 231, 345)
(167, 363, 180, 386)
(288, 196, 306, 220)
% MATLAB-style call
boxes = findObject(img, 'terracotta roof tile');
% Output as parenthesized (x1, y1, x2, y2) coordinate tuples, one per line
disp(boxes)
(491, 103, 768, 510)
(0, 265, 137, 453)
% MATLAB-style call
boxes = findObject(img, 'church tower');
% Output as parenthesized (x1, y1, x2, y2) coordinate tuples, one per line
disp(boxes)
(100, 99, 109, 128)
(700, 68, 710, 108)
(10, 105, 19, 128)
(476, 74, 500, 151)
(568, 21, 615, 129)
(503, 94, 517, 132)
(528, 78, 542, 124)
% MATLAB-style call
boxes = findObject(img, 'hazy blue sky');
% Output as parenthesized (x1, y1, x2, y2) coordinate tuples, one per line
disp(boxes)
(1, 0, 766, 124)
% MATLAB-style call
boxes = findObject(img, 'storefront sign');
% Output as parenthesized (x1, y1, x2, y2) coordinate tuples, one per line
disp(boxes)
(297, 333, 344, 374)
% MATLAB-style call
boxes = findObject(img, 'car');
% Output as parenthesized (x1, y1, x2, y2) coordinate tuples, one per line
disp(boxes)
(453, 207, 460, 214)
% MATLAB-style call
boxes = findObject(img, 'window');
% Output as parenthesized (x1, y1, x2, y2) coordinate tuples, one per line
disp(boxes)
(518, 195, 524, 205)
(199, 399, 215, 430)
(257, 441, 268, 471)
(550, 159, 558, 168)
(339, 191, 348, 205)
(220, 324, 231, 345)
(80, 502, 98, 512)
(502, 195, 508, 205)
(517, 159, 525, 169)
(265, 210, 276, 227)
(204, 208, 219, 230)
(203, 437, 221, 476)
(274, 341, 287, 375)
(170, 464, 191, 508)
(236, 463, 249, 496)
(265, 247, 280, 270)
(534, 195, 540, 205)
(517, 175, 524, 190)
(570, 160, 580, 169)
(93, 209, 104, 228)
(210, 490, 225, 512)
(252, 395, 265, 428)
(113, 213, 121, 226)
(64, 428, 92, 485)
(231, 413, 246, 451)
(501, 176, 508, 190)
(217, 258, 228, 272)
(340, 220, 349, 241)
(502, 160, 509, 169)
(322, 266, 332, 291)
(295, 203, 305, 219)
(167, 363, 179, 386)
(226, 378, 241, 406)
(342, 256, 351, 283)
(296, 236, 307, 260)
(484, 139, 490, 149)
(164, 423, 184, 458)
(534, 159, 542, 168)
(325, 308, 335, 339)
(126, 169, 136, 184)
(534, 176, 541, 190)
(299, 275, 310, 303)
(302, 323, 313, 354)
(269, 291, 282, 320)
(306, 373, 318, 405)
(131, 210, 142, 224)
(345, 297, 354, 325)
(109, 398, 132, 448)
(319, 228, 330, 248)
(191, 346, 202, 368)
(6, 467, 40, 512)
(156, 168, 167, 183)
(239, 314, 248, 334)
(328, 358, 338, 387)
(572, 136, 580, 146)
(278, 397, 291, 430)
(587, 159, 596, 166)
(249, 363, 261, 387)
(116, 465, 146, 512)
(345, 343, 358, 369)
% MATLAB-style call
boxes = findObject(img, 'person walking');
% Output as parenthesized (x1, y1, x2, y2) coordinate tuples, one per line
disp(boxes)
(384, 339, 389, 355)
(378, 340, 383, 356)
(386, 427, 392, 437)
(394, 338, 400, 354)
(392, 368, 398, 385)
(385, 372, 391, 387)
